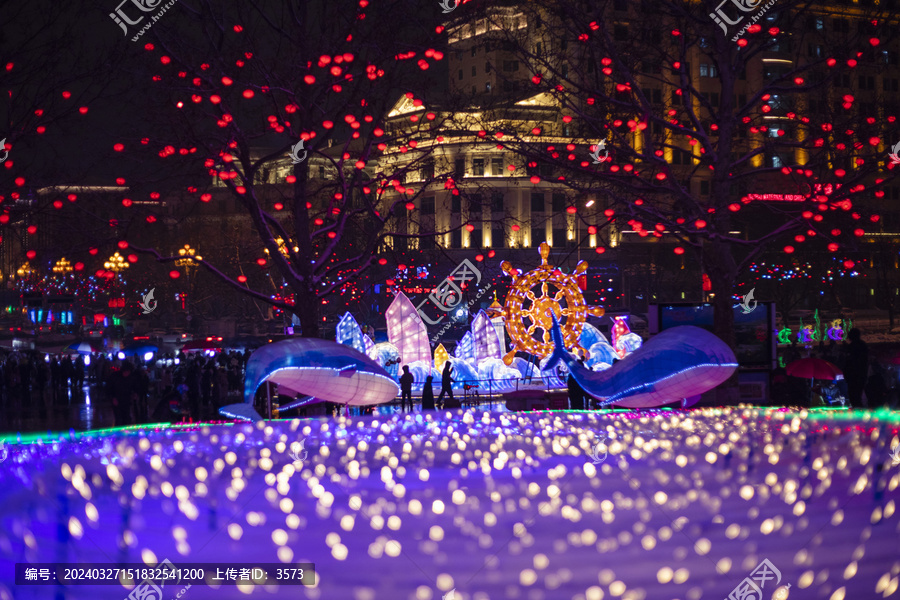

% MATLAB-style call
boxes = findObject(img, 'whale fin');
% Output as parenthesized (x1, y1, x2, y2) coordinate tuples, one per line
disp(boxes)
(338, 365, 357, 378)
(279, 395, 318, 411)
(544, 313, 573, 370)
(219, 403, 264, 422)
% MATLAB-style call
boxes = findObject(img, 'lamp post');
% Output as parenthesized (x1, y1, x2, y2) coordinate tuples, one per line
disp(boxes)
(175, 244, 202, 325)
(263, 238, 297, 332)
(16, 262, 33, 278)
(53, 257, 74, 275)
(104, 252, 129, 274)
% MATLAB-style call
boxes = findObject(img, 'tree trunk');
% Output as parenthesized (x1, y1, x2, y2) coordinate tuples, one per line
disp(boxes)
(703, 240, 740, 403)
(703, 241, 737, 350)
(295, 288, 321, 338)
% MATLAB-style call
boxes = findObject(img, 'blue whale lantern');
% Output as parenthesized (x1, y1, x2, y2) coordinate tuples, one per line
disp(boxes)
(220, 338, 400, 422)
(546, 314, 738, 408)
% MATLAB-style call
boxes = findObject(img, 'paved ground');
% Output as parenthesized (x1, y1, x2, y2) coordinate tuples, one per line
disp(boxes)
(1, 407, 898, 599)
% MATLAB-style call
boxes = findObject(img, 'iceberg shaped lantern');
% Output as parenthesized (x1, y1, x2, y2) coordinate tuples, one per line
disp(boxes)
(386, 291, 432, 367)
(336, 312, 367, 354)
(455, 331, 475, 362)
(472, 310, 501, 361)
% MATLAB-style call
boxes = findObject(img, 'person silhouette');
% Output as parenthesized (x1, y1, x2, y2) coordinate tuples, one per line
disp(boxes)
(437, 361, 454, 409)
(421, 375, 435, 410)
(844, 328, 868, 408)
(399, 365, 414, 412)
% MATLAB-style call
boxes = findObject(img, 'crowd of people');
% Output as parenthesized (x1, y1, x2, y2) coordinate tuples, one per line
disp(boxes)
(0, 349, 253, 429)
(0, 329, 897, 430)
(773, 328, 900, 408)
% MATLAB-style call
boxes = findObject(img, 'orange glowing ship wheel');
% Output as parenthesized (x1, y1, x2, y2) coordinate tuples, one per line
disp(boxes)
(499, 242, 604, 365)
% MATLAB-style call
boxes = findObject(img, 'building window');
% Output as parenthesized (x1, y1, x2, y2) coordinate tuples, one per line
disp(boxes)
(486, 82, 492, 93)
(472, 158, 485, 176)
(552, 194, 566, 212)
(471, 46, 477, 57)
(552, 229, 565, 247)
(485, 62, 491, 73)
(614, 24, 628, 41)
(422, 196, 435, 215)
(530, 226, 544, 246)
(700, 180, 710, 196)
(491, 192, 504, 213)
(531, 193, 545, 213)
(503, 60, 519, 72)
(471, 65, 477, 76)
(491, 157, 504, 176)
(420, 236, 435, 250)
(492, 226, 506, 247)
(451, 196, 461, 213)
(468, 194, 483, 215)
(455, 158, 465, 177)
(420, 162, 434, 181)
(451, 229, 462, 248)
(458, 69, 463, 80)
(699, 63, 718, 77)
(672, 148, 692, 165)
(470, 229, 482, 247)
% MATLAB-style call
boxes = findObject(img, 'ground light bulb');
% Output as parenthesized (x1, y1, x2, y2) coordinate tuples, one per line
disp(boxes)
(143, 351, 154, 361)
(84, 355, 91, 366)
(772, 585, 791, 599)
(117, 352, 125, 360)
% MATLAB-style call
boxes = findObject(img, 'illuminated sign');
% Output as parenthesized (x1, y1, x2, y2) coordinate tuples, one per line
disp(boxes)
(747, 183, 839, 202)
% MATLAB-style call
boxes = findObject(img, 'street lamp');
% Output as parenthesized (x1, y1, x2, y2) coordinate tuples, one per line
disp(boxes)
(16, 262, 33, 278)
(104, 252, 129, 273)
(175, 244, 202, 269)
(53, 257, 73, 274)
(175, 244, 202, 326)
(263, 237, 297, 259)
